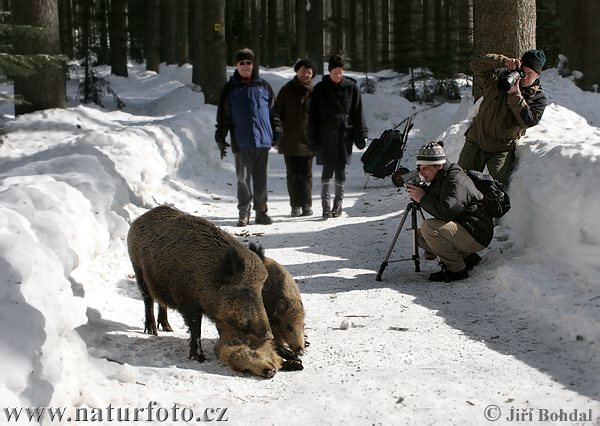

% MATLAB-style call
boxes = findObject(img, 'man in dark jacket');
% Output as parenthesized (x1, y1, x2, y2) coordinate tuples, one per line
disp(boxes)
(273, 58, 317, 217)
(406, 142, 494, 282)
(458, 50, 548, 185)
(215, 48, 278, 227)
(308, 54, 368, 218)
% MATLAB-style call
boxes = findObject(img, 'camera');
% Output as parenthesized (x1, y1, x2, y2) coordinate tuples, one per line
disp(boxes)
(391, 167, 423, 188)
(497, 69, 525, 92)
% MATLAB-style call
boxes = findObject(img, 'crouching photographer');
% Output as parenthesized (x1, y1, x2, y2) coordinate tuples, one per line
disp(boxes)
(405, 142, 494, 282)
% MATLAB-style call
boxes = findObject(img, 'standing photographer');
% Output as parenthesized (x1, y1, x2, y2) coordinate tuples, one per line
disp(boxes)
(458, 50, 547, 185)
(406, 142, 494, 282)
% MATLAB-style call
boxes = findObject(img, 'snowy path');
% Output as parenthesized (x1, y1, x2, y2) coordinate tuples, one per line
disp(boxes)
(75, 144, 600, 425)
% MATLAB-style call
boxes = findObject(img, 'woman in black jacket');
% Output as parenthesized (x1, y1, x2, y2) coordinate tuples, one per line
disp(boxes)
(273, 58, 317, 217)
(308, 55, 368, 218)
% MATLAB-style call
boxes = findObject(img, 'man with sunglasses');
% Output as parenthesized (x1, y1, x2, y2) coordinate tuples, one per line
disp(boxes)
(405, 142, 494, 283)
(215, 48, 279, 226)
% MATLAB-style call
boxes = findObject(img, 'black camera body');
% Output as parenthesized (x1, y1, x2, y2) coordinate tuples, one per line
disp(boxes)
(391, 167, 423, 188)
(497, 69, 525, 92)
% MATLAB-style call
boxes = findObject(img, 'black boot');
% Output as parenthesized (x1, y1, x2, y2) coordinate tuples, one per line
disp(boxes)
(464, 253, 482, 271)
(321, 179, 332, 219)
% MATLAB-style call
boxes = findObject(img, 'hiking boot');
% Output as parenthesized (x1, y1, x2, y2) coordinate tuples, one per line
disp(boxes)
(255, 211, 273, 225)
(301, 207, 313, 217)
(428, 267, 469, 283)
(464, 253, 482, 271)
(291, 207, 302, 217)
(424, 251, 437, 261)
(322, 210, 332, 219)
(237, 213, 250, 227)
(331, 201, 343, 218)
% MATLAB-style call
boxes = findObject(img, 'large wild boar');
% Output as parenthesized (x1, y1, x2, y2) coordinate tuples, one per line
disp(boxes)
(248, 243, 306, 356)
(127, 205, 273, 362)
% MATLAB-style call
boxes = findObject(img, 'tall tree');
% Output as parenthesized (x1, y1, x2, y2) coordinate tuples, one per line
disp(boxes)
(144, 0, 160, 72)
(191, 0, 226, 105)
(96, 0, 109, 65)
(109, 0, 128, 76)
(295, 0, 306, 59)
(58, 0, 73, 57)
(176, 0, 188, 65)
(12, 0, 65, 115)
(559, 0, 600, 91)
(160, 0, 176, 64)
(472, 0, 536, 99)
(305, 0, 322, 72)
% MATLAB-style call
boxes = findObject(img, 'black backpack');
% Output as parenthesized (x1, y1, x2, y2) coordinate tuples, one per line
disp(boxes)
(467, 170, 511, 218)
(361, 129, 404, 178)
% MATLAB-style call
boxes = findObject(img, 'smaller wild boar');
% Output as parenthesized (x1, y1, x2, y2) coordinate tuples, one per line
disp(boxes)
(248, 243, 306, 356)
(127, 206, 272, 362)
(214, 323, 283, 379)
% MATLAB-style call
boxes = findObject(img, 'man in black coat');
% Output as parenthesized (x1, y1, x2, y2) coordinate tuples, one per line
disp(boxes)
(405, 142, 494, 282)
(308, 54, 368, 218)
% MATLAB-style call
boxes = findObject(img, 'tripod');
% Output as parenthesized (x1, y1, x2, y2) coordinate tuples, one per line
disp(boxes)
(376, 200, 426, 281)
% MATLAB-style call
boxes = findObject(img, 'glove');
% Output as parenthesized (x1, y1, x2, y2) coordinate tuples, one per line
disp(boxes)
(355, 138, 367, 150)
(216, 140, 230, 159)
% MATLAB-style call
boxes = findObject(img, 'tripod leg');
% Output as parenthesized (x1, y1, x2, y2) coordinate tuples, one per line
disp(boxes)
(411, 207, 421, 272)
(376, 205, 412, 281)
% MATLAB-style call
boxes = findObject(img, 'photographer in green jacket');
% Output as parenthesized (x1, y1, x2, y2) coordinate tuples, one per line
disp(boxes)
(458, 50, 547, 185)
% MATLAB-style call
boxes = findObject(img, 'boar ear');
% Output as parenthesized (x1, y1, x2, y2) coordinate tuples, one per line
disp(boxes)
(222, 247, 245, 278)
(274, 298, 289, 316)
(248, 242, 265, 260)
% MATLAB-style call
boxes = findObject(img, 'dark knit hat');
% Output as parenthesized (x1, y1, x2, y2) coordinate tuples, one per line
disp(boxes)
(416, 141, 447, 166)
(293, 58, 318, 76)
(235, 48, 254, 63)
(328, 54, 344, 72)
(521, 49, 546, 74)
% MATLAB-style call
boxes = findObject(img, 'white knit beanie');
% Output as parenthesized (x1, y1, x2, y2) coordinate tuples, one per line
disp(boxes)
(416, 142, 447, 166)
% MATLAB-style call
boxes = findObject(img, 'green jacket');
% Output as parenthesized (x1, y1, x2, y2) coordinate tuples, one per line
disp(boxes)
(465, 54, 547, 153)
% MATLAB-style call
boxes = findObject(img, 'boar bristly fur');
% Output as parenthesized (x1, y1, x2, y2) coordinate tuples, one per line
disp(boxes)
(248, 243, 306, 356)
(127, 206, 272, 362)
(214, 323, 283, 379)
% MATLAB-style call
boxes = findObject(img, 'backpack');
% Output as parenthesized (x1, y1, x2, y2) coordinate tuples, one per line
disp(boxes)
(467, 170, 511, 218)
(361, 129, 404, 178)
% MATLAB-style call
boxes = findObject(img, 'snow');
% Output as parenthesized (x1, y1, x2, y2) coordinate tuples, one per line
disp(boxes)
(1, 63, 600, 425)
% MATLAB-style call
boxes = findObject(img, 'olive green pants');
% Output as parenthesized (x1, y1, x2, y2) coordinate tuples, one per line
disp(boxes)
(417, 219, 485, 272)
(457, 139, 515, 185)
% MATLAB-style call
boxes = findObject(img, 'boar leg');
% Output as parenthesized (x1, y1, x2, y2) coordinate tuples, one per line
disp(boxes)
(157, 305, 173, 332)
(183, 310, 206, 362)
(132, 265, 158, 335)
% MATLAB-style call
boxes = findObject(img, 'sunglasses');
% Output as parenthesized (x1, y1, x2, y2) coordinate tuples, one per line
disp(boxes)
(237, 61, 253, 66)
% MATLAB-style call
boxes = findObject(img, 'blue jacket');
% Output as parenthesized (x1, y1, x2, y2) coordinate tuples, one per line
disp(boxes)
(215, 70, 275, 152)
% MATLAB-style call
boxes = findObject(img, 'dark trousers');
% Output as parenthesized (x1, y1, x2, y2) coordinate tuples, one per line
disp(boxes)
(234, 148, 269, 214)
(284, 155, 313, 208)
(321, 164, 346, 209)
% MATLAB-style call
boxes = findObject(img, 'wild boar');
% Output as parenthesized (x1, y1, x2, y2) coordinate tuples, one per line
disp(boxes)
(127, 205, 272, 362)
(248, 243, 306, 356)
(214, 323, 283, 379)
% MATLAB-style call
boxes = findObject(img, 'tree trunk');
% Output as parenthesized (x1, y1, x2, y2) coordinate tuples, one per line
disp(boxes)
(97, 0, 110, 65)
(58, 0, 74, 57)
(296, 0, 306, 58)
(176, 0, 188, 66)
(559, 0, 600, 91)
(145, 0, 160, 72)
(110, 0, 128, 76)
(127, 0, 145, 63)
(472, 0, 536, 99)
(160, 0, 177, 64)
(305, 0, 322, 72)
(13, 0, 66, 115)
(458, 0, 474, 74)
(191, 0, 226, 105)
